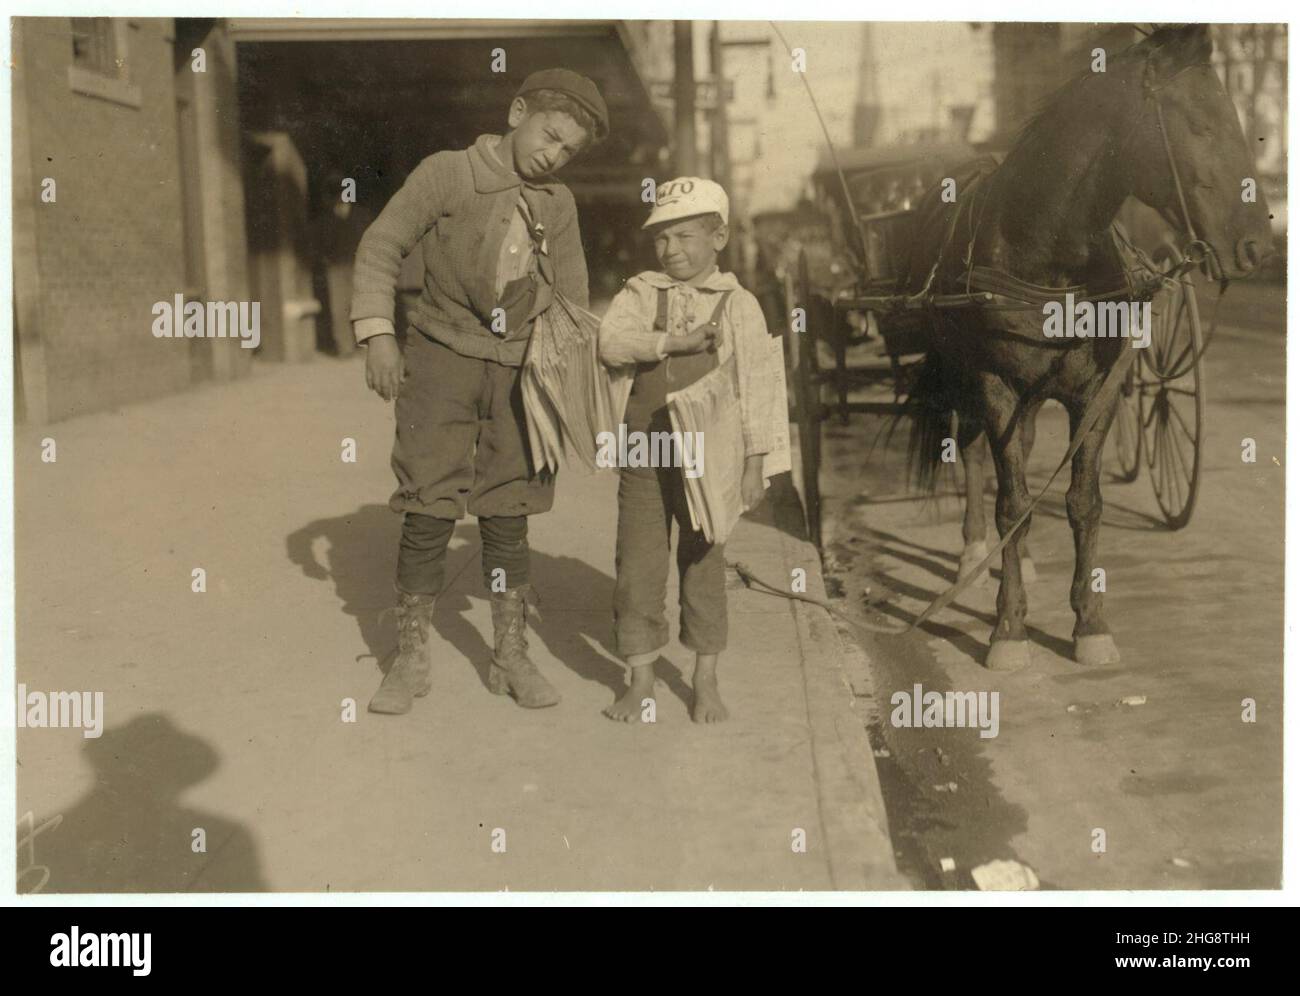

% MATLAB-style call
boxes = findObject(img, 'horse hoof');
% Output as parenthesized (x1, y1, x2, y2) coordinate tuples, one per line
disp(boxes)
(986, 640, 1032, 671)
(1020, 557, 1039, 583)
(1074, 633, 1121, 667)
(958, 542, 991, 586)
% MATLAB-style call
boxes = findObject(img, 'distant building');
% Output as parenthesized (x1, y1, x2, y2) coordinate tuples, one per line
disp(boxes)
(719, 21, 994, 220)
(13, 18, 251, 423)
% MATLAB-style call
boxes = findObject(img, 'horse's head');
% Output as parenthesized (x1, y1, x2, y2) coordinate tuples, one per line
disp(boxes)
(1125, 25, 1273, 280)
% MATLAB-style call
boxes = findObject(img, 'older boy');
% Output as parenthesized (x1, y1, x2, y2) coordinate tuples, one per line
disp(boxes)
(598, 178, 774, 723)
(352, 69, 607, 715)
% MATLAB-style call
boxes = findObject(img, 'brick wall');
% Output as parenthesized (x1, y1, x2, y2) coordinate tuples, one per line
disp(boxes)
(14, 17, 190, 421)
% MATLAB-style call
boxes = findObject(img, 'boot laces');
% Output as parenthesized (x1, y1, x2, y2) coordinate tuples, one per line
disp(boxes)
(493, 588, 534, 662)
(379, 596, 433, 651)
(398, 607, 430, 648)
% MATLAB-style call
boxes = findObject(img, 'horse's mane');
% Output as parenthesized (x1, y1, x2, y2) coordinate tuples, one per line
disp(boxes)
(1012, 39, 1146, 150)
(1011, 26, 1211, 152)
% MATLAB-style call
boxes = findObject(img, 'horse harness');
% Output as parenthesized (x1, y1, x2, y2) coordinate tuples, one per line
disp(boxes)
(908, 59, 1228, 632)
(913, 61, 1224, 321)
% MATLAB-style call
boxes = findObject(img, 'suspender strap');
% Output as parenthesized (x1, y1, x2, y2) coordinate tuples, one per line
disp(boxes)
(653, 287, 732, 333)
(653, 288, 670, 332)
(705, 289, 732, 326)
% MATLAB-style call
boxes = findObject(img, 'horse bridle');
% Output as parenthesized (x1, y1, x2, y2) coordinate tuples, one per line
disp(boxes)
(904, 51, 1230, 328)
(1144, 62, 1228, 288)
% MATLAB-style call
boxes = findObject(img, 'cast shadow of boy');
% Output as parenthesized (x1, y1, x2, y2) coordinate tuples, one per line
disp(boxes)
(288, 506, 678, 701)
(21, 713, 267, 893)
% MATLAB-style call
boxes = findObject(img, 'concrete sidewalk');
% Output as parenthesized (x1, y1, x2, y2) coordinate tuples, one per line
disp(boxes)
(15, 354, 904, 893)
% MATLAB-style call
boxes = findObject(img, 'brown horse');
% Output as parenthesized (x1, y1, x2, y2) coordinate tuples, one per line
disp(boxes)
(905, 25, 1272, 670)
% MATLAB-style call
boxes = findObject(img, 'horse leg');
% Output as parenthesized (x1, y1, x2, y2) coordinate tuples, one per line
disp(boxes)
(1065, 401, 1121, 666)
(957, 416, 990, 586)
(983, 381, 1033, 671)
(1018, 403, 1042, 583)
(834, 314, 849, 424)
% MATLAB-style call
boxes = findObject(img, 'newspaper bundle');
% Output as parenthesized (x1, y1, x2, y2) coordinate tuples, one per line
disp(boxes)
(523, 294, 792, 542)
(521, 294, 619, 475)
(667, 336, 791, 545)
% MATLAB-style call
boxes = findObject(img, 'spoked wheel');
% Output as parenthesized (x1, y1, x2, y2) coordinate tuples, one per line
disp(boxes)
(1112, 363, 1142, 482)
(1139, 244, 1206, 530)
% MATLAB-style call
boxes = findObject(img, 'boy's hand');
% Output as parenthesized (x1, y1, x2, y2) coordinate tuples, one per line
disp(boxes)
(665, 323, 721, 356)
(362, 327, 404, 401)
(741, 456, 766, 510)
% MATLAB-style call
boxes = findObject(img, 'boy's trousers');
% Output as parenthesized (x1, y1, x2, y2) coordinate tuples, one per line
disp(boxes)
(612, 316, 729, 659)
(390, 329, 554, 595)
(390, 330, 554, 520)
(613, 462, 728, 657)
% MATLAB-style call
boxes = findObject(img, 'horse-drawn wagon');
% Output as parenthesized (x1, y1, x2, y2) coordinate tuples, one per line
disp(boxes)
(783, 141, 975, 544)
(786, 144, 1211, 546)
(779, 24, 1270, 671)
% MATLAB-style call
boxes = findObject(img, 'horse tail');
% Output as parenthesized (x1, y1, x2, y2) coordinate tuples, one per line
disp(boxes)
(905, 352, 956, 494)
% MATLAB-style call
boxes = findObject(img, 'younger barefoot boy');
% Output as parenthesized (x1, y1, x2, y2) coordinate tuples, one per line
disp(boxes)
(597, 178, 774, 723)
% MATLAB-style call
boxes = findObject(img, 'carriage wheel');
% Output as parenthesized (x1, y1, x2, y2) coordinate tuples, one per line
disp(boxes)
(792, 250, 824, 546)
(1139, 245, 1205, 530)
(1111, 363, 1142, 482)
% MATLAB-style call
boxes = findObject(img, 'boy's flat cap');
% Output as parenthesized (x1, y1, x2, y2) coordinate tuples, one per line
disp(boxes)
(516, 68, 609, 139)
(642, 177, 730, 229)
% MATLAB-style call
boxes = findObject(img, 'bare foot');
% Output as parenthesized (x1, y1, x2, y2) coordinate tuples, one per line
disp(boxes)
(691, 673, 729, 723)
(603, 664, 656, 723)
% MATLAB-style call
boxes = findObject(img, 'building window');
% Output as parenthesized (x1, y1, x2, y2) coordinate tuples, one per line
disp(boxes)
(71, 17, 120, 76)
(67, 17, 141, 108)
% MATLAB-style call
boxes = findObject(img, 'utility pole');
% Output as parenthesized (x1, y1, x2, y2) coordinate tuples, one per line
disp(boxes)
(673, 20, 697, 175)
(709, 21, 731, 190)
(853, 21, 880, 147)
(709, 21, 733, 270)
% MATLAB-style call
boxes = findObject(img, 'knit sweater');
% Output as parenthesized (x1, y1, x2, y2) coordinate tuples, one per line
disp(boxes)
(349, 134, 589, 366)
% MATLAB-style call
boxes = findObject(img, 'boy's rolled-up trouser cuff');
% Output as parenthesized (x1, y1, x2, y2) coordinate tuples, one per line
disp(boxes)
(612, 617, 727, 661)
(679, 626, 727, 656)
(612, 573, 728, 659)
(613, 618, 671, 661)
(613, 585, 729, 657)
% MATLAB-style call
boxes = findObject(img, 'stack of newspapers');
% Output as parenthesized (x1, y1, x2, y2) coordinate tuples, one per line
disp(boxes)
(523, 296, 793, 545)
(521, 294, 618, 475)
(668, 337, 791, 545)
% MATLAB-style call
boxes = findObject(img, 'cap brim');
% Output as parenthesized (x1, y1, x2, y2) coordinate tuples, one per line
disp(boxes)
(516, 85, 608, 140)
(641, 208, 726, 231)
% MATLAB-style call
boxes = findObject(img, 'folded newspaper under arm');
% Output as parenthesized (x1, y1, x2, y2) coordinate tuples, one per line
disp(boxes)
(667, 335, 791, 545)
(520, 294, 620, 475)
(522, 297, 791, 544)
